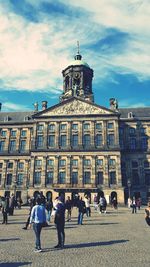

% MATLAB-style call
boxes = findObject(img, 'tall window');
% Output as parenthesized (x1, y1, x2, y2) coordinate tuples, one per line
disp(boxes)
(6, 173, 12, 185)
(83, 134, 90, 147)
(97, 172, 103, 184)
(72, 124, 78, 130)
(20, 140, 26, 151)
(60, 124, 67, 130)
(145, 172, 150, 185)
(18, 162, 24, 169)
(47, 171, 53, 184)
(48, 124, 55, 131)
(0, 163, 3, 168)
(72, 172, 78, 184)
(109, 171, 116, 184)
(96, 123, 102, 130)
(83, 171, 91, 184)
(132, 171, 139, 185)
(1, 130, 6, 137)
(47, 159, 54, 166)
(17, 173, 23, 185)
(108, 134, 114, 146)
(97, 159, 103, 166)
(72, 134, 78, 147)
(11, 130, 16, 137)
(84, 159, 91, 166)
(0, 141, 5, 151)
(59, 172, 66, 184)
(129, 127, 135, 135)
(108, 122, 114, 129)
(141, 137, 148, 150)
(34, 172, 41, 185)
(48, 135, 55, 147)
(130, 138, 136, 150)
(37, 136, 43, 147)
(60, 135, 66, 147)
(95, 134, 103, 146)
(21, 130, 27, 137)
(84, 123, 90, 130)
(59, 159, 66, 167)
(109, 159, 116, 166)
(132, 161, 138, 168)
(8, 162, 13, 168)
(35, 159, 42, 167)
(72, 159, 78, 166)
(37, 125, 44, 131)
(10, 140, 16, 151)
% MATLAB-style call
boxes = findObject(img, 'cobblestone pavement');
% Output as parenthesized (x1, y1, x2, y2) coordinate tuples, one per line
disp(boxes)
(0, 206, 150, 267)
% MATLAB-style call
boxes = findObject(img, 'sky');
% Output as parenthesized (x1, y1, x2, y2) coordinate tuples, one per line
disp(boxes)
(0, 0, 150, 112)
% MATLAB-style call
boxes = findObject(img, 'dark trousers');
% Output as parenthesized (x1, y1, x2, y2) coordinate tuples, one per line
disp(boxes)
(56, 222, 65, 247)
(132, 205, 137, 214)
(33, 223, 42, 249)
(2, 212, 8, 224)
(78, 212, 84, 225)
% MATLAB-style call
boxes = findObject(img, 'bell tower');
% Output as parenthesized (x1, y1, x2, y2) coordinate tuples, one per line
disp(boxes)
(60, 42, 94, 103)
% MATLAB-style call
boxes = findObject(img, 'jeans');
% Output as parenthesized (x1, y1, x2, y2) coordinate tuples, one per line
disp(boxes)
(56, 222, 65, 247)
(86, 207, 91, 217)
(78, 212, 83, 224)
(47, 210, 51, 222)
(132, 205, 137, 214)
(33, 223, 42, 249)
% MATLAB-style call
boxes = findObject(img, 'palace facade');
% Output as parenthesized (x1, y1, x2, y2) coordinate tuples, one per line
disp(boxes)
(0, 50, 150, 204)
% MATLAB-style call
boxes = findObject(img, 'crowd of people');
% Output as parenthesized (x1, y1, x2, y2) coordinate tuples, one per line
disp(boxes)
(0, 192, 150, 252)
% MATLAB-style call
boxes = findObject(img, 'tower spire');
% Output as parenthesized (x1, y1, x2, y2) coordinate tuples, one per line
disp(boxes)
(77, 41, 80, 54)
(74, 41, 82, 60)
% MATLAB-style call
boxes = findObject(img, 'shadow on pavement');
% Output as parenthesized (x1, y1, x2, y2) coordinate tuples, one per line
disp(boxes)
(0, 262, 31, 267)
(0, 238, 20, 242)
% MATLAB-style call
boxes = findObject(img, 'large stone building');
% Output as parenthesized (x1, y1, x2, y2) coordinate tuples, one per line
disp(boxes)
(0, 49, 150, 204)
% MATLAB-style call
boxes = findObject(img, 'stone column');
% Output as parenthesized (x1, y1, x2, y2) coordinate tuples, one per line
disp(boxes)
(104, 156, 109, 186)
(91, 156, 96, 186)
(29, 157, 35, 187)
(23, 160, 30, 188)
(55, 122, 60, 148)
(16, 129, 21, 151)
(103, 121, 107, 148)
(91, 121, 95, 148)
(67, 122, 71, 148)
(116, 155, 122, 187)
(43, 123, 48, 149)
(12, 160, 18, 192)
(114, 120, 119, 148)
(66, 155, 71, 185)
(32, 124, 37, 149)
(54, 156, 59, 184)
(79, 122, 83, 148)
(41, 156, 47, 187)
(5, 129, 10, 152)
(1, 160, 7, 189)
(78, 156, 83, 186)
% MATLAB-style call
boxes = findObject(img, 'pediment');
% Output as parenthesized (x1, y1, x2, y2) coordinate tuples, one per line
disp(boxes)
(37, 98, 115, 117)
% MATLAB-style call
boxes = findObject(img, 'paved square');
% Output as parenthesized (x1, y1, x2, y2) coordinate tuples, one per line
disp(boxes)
(0, 206, 150, 267)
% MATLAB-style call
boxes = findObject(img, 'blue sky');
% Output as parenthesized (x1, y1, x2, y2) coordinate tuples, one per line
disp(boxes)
(0, 0, 150, 111)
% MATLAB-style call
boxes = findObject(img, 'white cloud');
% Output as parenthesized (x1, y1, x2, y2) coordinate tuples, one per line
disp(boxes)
(2, 102, 30, 111)
(119, 99, 149, 108)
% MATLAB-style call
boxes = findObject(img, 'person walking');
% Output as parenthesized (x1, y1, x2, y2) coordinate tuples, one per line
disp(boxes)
(77, 197, 86, 225)
(65, 196, 72, 222)
(131, 197, 137, 214)
(29, 197, 46, 252)
(1, 196, 9, 224)
(84, 196, 91, 217)
(54, 197, 65, 249)
(45, 199, 53, 224)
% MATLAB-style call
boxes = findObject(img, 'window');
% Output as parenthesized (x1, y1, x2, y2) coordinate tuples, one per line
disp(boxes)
(1, 130, 6, 137)
(140, 127, 146, 135)
(96, 123, 102, 130)
(119, 139, 124, 149)
(0, 141, 5, 151)
(107, 134, 114, 146)
(47, 171, 53, 184)
(72, 134, 78, 147)
(83, 123, 90, 130)
(6, 173, 12, 185)
(141, 137, 148, 150)
(37, 135, 43, 147)
(145, 172, 150, 185)
(48, 124, 55, 131)
(132, 161, 138, 168)
(34, 172, 41, 184)
(144, 161, 150, 168)
(97, 172, 103, 184)
(59, 172, 66, 184)
(21, 130, 27, 137)
(130, 138, 136, 150)
(60, 124, 67, 130)
(83, 134, 91, 147)
(83, 171, 91, 184)
(48, 135, 55, 147)
(95, 134, 103, 146)
(11, 130, 16, 137)
(72, 124, 78, 130)
(97, 159, 103, 166)
(0, 163, 3, 168)
(59, 159, 66, 167)
(18, 162, 24, 169)
(84, 159, 91, 166)
(109, 171, 116, 184)
(8, 162, 13, 168)
(109, 159, 116, 166)
(108, 122, 114, 129)
(17, 173, 23, 185)
(72, 172, 78, 184)
(35, 159, 42, 167)
(47, 159, 54, 166)
(119, 127, 124, 135)
(60, 135, 66, 147)
(20, 140, 26, 151)
(129, 127, 135, 135)
(9, 140, 16, 151)
(37, 125, 44, 131)
(132, 170, 139, 185)
(72, 159, 78, 166)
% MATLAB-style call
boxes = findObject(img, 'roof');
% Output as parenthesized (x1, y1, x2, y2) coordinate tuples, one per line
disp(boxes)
(119, 108, 150, 120)
(0, 111, 34, 124)
(69, 59, 90, 68)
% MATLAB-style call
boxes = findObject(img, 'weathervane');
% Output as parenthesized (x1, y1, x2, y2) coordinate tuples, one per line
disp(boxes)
(77, 41, 80, 54)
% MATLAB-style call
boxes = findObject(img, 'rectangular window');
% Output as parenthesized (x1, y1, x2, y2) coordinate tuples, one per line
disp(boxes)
(83, 134, 91, 147)
(59, 172, 66, 184)
(59, 159, 66, 167)
(10, 140, 16, 151)
(84, 159, 91, 166)
(129, 127, 135, 135)
(109, 171, 116, 184)
(6, 173, 12, 185)
(21, 130, 27, 137)
(97, 159, 103, 166)
(144, 161, 150, 168)
(72, 159, 78, 166)
(47, 159, 54, 166)
(60, 124, 67, 130)
(47, 171, 53, 184)
(48, 135, 55, 147)
(145, 172, 150, 185)
(130, 138, 136, 150)
(72, 172, 78, 184)
(0, 141, 5, 151)
(60, 135, 66, 147)
(109, 159, 116, 166)
(0, 162, 3, 168)
(8, 162, 13, 168)
(48, 124, 55, 131)
(97, 171, 103, 184)
(141, 137, 148, 150)
(140, 127, 146, 135)
(72, 134, 78, 147)
(18, 162, 24, 169)
(17, 173, 23, 185)
(132, 170, 139, 185)
(37, 135, 43, 147)
(37, 125, 44, 131)
(84, 123, 90, 130)
(20, 140, 26, 151)
(108, 122, 114, 129)
(72, 124, 78, 130)
(108, 134, 114, 146)
(83, 171, 91, 184)
(34, 172, 41, 184)
(96, 123, 102, 130)
(1, 130, 7, 137)
(35, 160, 42, 166)
(11, 130, 17, 137)
(132, 161, 138, 168)
(95, 134, 103, 146)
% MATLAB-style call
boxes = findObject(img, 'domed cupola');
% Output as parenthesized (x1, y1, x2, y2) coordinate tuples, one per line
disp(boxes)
(60, 42, 94, 103)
